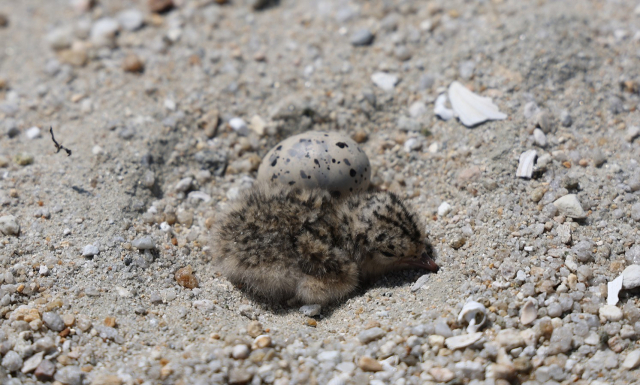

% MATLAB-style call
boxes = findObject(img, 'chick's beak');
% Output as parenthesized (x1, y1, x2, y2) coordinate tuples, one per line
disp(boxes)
(401, 252, 439, 272)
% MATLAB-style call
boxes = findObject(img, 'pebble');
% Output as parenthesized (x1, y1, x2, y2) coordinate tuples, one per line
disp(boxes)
(14, 153, 34, 165)
(175, 265, 198, 289)
(299, 304, 321, 317)
(228, 368, 252, 384)
(54, 365, 84, 385)
(0, 215, 20, 236)
(350, 29, 374, 46)
(622, 350, 640, 370)
(91, 18, 120, 48)
(132, 236, 155, 249)
(560, 110, 572, 127)
(371, 72, 399, 91)
(21, 351, 44, 373)
(117, 9, 144, 31)
(626, 126, 640, 143)
(43, 311, 65, 331)
(358, 356, 382, 372)
(82, 244, 100, 257)
(357, 327, 385, 343)
(46, 26, 73, 50)
(232, 344, 250, 359)
(2, 350, 22, 372)
(175, 177, 193, 192)
(533, 128, 547, 147)
(252, 335, 271, 350)
(600, 305, 623, 322)
(553, 194, 586, 218)
(25, 126, 41, 140)
(429, 367, 455, 382)
(148, 0, 174, 13)
(438, 202, 452, 216)
(631, 202, 640, 222)
(229, 117, 250, 136)
(34, 359, 55, 381)
(408, 101, 427, 118)
(123, 54, 144, 73)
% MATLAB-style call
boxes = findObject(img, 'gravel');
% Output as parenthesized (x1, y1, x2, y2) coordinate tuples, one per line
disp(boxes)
(1, 0, 640, 384)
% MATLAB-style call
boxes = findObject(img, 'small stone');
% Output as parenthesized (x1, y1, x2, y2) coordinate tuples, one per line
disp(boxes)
(631, 203, 640, 222)
(438, 202, 452, 216)
(54, 365, 84, 385)
(247, 321, 263, 338)
(358, 327, 385, 343)
(305, 318, 317, 327)
(82, 244, 100, 257)
(90, 374, 123, 385)
(43, 312, 65, 331)
(533, 128, 547, 147)
(229, 117, 250, 136)
(62, 314, 75, 327)
(623, 265, 640, 289)
(175, 265, 198, 289)
(560, 111, 572, 127)
(104, 316, 117, 328)
(14, 153, 34, 166)
(318, 350, 340, 363)
(449, 235, 466, 250)
(0, 215, 20, 236)
(148, 0, 174, 13)
(122, 54, 144, 73)
(496, 329, 525, 351)
(35, 359, 56, 381)
(408, 101, 427, 118)
(358, 356, 382, 372)
(394, 46, 412, 61)
(350, 29, 374, 46)
(2, 351, 23, 372)
(249, 115, 266, 136)
(117, 9, 144, 31)
(557, 223, 571, 244)
(626, 126, 640, 143)
(174, 177, 193, 192)
(232, 344, 250, 359)
(352, 130, 368, 143)
(622, 350, 640, 370)
(553, 194, 586, 218)
(0, 13, 8, 28)
(21, 351, 44, 373)
(371, 72, 399, 91)
(228, 368, 252, 384)
(600, 305, 623, 322)
(430, 367, 455, 382)
(300, 304, 321, 317)
(132, 236, 155, 249)
(626, 246, 640, 265)
(535, 110, 553, 133)
(25, 126, 41, 140)
(91, 18, 120, 48)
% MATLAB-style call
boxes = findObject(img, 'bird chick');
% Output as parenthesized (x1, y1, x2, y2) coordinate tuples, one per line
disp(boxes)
(213, 184, 438, 305)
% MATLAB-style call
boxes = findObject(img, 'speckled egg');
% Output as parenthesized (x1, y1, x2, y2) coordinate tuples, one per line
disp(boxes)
(257, 131, 371, 197)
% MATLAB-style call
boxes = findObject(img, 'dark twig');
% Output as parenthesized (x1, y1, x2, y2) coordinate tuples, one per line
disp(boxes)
(49, 127, 72, 156)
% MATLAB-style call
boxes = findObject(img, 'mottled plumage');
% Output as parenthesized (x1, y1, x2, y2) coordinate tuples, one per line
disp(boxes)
(213, 184, 438, 305)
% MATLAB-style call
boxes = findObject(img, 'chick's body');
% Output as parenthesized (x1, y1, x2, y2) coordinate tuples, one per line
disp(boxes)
(214, 185, 437, 305)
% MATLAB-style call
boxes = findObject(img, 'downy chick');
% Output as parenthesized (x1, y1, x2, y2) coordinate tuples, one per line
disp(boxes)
(213, 184, 438, 305)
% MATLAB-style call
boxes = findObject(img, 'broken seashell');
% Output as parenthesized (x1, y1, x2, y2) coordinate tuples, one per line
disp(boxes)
(520, 299, 537, 326)
(434, 94, 454, 121)
(607, 274, 623, 306)
(516, 150, 537, 179)
(444, 332, 483, 350)
(457, 301, 487, 333)
(448, 81, 507, 127)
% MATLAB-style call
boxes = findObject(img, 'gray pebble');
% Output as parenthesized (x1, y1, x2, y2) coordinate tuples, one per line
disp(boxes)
(21, 351, 44, 373)
(54, 365, 84, 385)
(1, 351, 22, 372)
(300, 304, 321, 317)
(625, 245, 640, 264)
(631, 202, 640, 221)
(132, 236, 155, 250)
(434, 319, 453, 337)
(0, 215, 20, 236)
(357, 327, 385, 343)
(43, 312, 65, 331)
(560, 110, 572, 127)
(34, 359, 55, 381)
(350, 29, 374, 46)
(94, 325, 123, 344)
(117, 9, 144, 31)
(394, 46, 411, 61)
(82, 244, 100, 257)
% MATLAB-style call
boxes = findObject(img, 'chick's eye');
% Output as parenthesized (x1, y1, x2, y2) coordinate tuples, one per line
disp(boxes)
(380, 250, 395, 258)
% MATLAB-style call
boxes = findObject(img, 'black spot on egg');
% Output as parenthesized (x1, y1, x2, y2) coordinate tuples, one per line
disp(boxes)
(314, 159, 320, 167)
(271, 157, 278, 167)
(276, 145, 282, 151)
(331, 191, 341, 198)
(344, 158, 351, 166)
(350, 169, 356, 177)
(289, 181, 296, 186)
(336, 142, 348, 149)
(332, 159, 336, 163)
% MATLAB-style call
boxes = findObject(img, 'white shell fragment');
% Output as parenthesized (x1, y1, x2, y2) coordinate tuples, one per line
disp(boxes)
(257, 131, 371, 197)
(520, 300, 537, 325)
(553, 194, 586, 219)
(434, 94, 454, 121)
(411, 274, 430, 292)
(516, 150, 537, 179)
(457, 301, 487, 333)
(371, 72, 399, 91)
(448, 81, 507, 127)
(607, 274, 624, 306)
(444, 332, 483, 350)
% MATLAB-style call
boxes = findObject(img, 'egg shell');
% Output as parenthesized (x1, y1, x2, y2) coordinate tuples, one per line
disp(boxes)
(257, 131, 371, 197)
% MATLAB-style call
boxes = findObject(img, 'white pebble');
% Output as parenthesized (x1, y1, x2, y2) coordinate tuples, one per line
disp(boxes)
(132, 236, 155, 250)
(232, 344, 250, 359)
(437, 202, 452, 217)
(117, 9, 144, 31)
(553, 194, 586, 219)
(91, 18, 120, 48)
(622, 350, 640, 370)
(0, 215, 20, 236)
(229, 117, 250, 136)
(175, 177, 193, 192)
(82, 244, 99, 257)
(408, 101, 427, 118)
(371, 72, 399, 91)
(25, 126, 41, 140)
(599, 304, 623, 322)
(39, 265, 49, 276)
(533, 128, 547, 147)
(299, 304, 321, 317)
